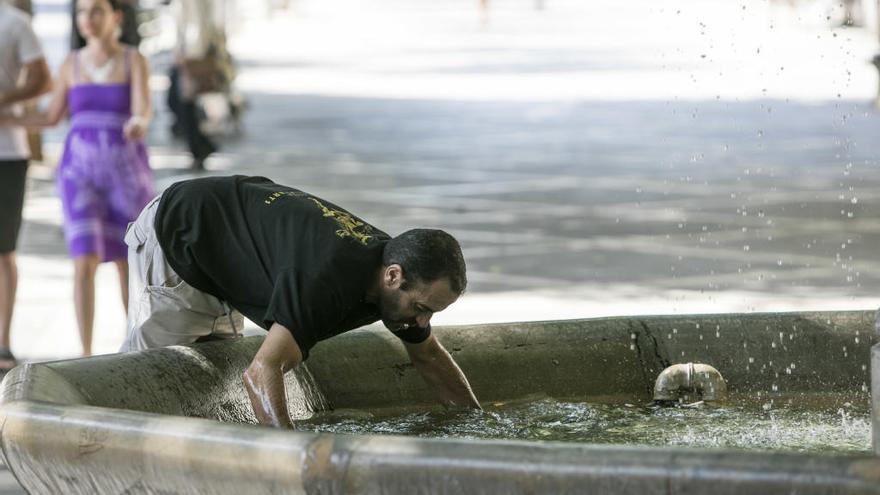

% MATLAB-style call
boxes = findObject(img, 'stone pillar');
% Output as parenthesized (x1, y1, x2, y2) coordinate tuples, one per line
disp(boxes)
(873, 308, 880, 454)
(873, 55, 880, 109)
(875, 0, 880, 108)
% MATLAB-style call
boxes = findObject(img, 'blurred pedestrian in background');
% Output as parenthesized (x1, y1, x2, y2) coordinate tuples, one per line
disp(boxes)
(0, 0, 155, 356)
(0, 0, 51, 369)
(841, 0, 863, 26)
(167, 0, 235, 170)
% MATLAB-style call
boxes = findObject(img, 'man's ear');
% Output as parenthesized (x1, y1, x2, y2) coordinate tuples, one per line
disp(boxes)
(384, 264, 404, 289)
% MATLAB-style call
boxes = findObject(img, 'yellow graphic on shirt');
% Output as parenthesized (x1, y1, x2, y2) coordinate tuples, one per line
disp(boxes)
(308, 198, 373, 245)
(264, 190, 305, 205)
(264, 191, 373, 245)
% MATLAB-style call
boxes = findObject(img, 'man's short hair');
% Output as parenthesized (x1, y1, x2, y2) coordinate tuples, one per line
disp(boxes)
(383, 229, 467, 294)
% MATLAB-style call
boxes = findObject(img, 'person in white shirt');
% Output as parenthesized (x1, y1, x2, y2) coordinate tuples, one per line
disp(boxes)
(0, 1, 51, 370)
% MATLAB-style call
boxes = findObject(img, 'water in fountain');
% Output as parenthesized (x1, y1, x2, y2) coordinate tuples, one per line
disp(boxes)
(297, 392, 871, 454)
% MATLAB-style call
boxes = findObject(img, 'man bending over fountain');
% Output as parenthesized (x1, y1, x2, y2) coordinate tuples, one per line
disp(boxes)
(120, 175, 481, 427)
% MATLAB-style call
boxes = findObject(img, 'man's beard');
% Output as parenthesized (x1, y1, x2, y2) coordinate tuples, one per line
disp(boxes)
(377, 287, 410, 331)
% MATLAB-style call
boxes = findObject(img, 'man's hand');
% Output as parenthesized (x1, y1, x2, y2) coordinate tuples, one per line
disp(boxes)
(243, 322, 303, 428)
(404, 334, 481, 410)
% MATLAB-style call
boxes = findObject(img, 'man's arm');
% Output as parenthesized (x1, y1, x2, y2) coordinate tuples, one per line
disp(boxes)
(243, 322, 304, 428)
(0, 57, 51, 107)
(0, 54, 72, 128)
(404, 334, 481, 410)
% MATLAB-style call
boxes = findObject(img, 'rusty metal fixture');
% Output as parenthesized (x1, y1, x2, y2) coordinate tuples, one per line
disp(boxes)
(653, 363, 728, 403)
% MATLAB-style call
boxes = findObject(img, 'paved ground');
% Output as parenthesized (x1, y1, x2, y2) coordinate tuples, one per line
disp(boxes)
(2, 0, 880, 491)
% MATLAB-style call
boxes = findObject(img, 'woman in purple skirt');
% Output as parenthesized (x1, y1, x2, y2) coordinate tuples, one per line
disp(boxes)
(1, 0, 154, 356)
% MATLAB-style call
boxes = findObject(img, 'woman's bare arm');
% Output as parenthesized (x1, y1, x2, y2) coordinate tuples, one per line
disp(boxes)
(124, 50, 152, 140)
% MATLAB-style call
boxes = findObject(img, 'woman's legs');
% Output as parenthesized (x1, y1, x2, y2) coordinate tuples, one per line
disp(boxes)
(73, 254, 99, 356)
(73, 257, 131, 357)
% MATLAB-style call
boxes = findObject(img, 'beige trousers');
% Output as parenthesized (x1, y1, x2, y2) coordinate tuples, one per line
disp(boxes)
(120, 195, 244, 352)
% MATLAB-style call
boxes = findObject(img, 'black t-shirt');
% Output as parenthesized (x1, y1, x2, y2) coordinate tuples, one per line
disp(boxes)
(154, 175, 429, 358)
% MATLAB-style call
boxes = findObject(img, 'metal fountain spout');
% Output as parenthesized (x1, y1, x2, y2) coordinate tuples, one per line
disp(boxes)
(653, 363, 728, 404)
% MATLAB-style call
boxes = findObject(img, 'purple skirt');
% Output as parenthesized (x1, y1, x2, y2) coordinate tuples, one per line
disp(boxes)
(57, 111, 154, 262)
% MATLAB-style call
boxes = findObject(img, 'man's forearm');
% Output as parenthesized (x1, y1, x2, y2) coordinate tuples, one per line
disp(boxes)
(243, 363, 294, 429)
(0, 111, 53, 128)
(243, 322, 304, 429)
(411, 341, 481, 410)
(0, 60, 51, 107)
(0, 84, 45, 107)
